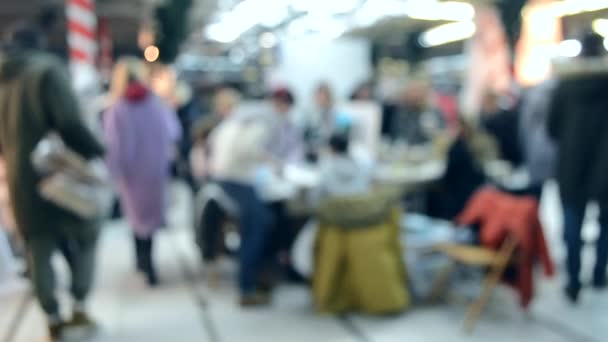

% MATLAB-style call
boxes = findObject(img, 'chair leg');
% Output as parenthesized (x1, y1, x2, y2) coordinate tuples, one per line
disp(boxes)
(427, 262, 455, 304)
(463, 236, 517, 334)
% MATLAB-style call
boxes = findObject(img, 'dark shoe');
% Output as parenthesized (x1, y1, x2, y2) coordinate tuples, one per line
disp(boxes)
(49, 321, 64, 341)
(64, 311, 98, 340)
(257, 271, 276, 294)
(592, 276, 607, 290)
(66, 310, 97, 328)
(240, 292, 271, 307)
(136, 259, 145, 273)
(146, 268, 160, 287)
(564, 286, 581, 304)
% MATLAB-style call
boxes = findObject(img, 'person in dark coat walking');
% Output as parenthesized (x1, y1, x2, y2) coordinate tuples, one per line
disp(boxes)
(0, 25, 104, 340)
(548, 32, 608, 302)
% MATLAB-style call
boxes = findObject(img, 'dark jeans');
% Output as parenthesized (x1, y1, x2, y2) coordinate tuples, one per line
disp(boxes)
(267, 201, 298, 259)
(200, 198, 229, 262)
(25, 226, 99, 317)
(219, 181, 273, 295)
(563, 203, 608, 289)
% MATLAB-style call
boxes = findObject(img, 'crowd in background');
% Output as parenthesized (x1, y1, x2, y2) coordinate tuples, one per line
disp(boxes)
(1, 20, 608, 342)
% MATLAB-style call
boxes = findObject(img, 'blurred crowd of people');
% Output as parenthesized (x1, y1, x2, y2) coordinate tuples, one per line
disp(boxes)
(1, 19, 608, 342)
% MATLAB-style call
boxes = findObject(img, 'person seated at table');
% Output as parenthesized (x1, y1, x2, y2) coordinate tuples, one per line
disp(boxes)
(301, 82, 341, 161)
(190, 87, 241, 184)
(319, 132, 373, 199)
(208, 108, 274, 307)
(267, 87, 304, 165)
(389, 80, 444, 146)
(264, 88, 305, 278)
(427, 118, 498, 220)
(191, 88, 242, 266)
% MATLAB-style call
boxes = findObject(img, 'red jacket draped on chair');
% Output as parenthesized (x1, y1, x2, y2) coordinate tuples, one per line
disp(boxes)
(457, 187, 555, 308)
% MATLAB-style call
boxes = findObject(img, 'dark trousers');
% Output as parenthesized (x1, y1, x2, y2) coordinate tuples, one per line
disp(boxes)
(200, 198, 228, 262)
(25, 226, 99, 317)
(267, 201, 297, 259)
(563, 203, 608, 289)
(134, 235, 157, 284)
(219, 181, 272, 295)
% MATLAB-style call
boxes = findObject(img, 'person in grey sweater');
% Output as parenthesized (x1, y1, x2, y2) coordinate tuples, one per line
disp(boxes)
(518, 80, 558, 199)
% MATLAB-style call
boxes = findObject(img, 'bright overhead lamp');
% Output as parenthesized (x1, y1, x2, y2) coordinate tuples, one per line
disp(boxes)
(144, 45, 160, 63)
(524, 0, 608, 18)
(205, 0, 289, 43)
(259, 32, 278, 48)
(593, 18, 608, 37)
(557, 39, 582, 57)
(419, 21, 476, 47)
(290, 0, 361, 15)
(553, 0, 608, 16)
(405, 1, 475, 21)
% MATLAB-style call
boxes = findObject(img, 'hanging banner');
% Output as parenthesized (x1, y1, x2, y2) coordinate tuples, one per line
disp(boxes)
(514, 0, 563, 87)
(461, 5, 512, 117)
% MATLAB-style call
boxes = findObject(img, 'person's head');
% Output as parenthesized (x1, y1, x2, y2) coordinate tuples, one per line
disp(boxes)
(109, 57, 148, 102)
(580, 31, 605, 58)
(329, 133, 349, 155)
(402, 80, 429, 112)
(4, 22, 47, 53)
(315, 82, 334, 111)
(214, 87, 241, 118)
(480, 90, 500, 115)
(270, 87, 295, 115)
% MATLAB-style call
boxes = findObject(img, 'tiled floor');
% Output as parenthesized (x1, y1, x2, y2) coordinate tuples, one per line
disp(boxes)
(1, 182, 607, 342)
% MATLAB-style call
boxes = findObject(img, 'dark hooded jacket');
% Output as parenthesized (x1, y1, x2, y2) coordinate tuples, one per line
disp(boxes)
(548, 58, 608, 205)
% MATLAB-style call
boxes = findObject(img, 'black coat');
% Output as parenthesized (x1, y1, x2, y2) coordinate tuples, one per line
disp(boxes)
(548, 61, 608, 205)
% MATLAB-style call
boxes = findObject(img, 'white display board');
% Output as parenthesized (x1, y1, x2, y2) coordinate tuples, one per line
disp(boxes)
(340, 101, 382, 158)
(274, 36, 372, 121)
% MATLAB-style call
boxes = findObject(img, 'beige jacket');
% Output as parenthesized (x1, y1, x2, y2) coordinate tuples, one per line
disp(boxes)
(209, 113, 269, 184)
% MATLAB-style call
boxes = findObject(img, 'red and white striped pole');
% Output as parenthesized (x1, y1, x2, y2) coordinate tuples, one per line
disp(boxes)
(66, 0, 99, 92)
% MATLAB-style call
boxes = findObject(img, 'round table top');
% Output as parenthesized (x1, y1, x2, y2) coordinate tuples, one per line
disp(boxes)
(373, 159, 446, 186)
(260, 159, 447, 202)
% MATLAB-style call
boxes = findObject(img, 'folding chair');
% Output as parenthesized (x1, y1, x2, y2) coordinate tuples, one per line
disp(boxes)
(430, 234, 518, 333)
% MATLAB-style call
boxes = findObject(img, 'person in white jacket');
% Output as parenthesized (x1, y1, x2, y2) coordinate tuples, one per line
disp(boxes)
(208, 110, 274, 306)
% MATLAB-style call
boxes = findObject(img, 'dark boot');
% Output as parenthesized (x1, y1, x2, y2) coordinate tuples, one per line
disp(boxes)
(64, 310, 98, 339)
(141, 237, 159, 287)
(593, 274, 607, 289)
(240, 292, 271, 307)
(564, 285, 581, 304)
(49, 321, 64, 341)
(134, 236, 145, 273)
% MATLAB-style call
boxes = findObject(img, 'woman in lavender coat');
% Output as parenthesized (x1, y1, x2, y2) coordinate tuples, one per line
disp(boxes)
(104, 59, 181, 286)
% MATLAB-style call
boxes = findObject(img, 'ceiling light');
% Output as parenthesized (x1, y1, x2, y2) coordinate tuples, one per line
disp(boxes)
(205, 0, 289, 43)
(554, 0, 608, 16)
(593, 18, 608, 37)
(144, 45, 160, 62)
(524, 0, 608, 18)
(557, 39, 582, 57)
(419, 21, 476, 47)
(259, 32, 278, 48)
(290, 0, 361, 15)
(405, 1, 475, 21)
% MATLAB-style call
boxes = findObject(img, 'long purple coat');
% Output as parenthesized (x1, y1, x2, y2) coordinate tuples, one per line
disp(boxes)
(104, 85, 180, 238)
